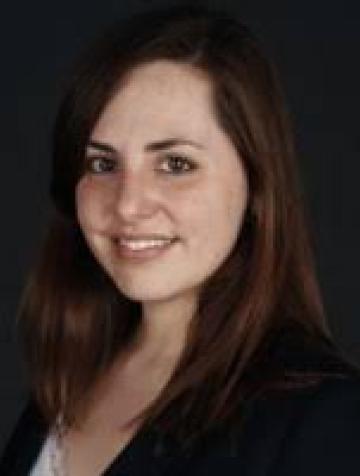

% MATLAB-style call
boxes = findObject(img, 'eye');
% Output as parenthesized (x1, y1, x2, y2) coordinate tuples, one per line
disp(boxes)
(84, 156, 116, 174)
(158, 154, 197, 175)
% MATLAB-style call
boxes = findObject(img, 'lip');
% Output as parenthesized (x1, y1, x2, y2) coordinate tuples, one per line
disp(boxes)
(117, 234, 177, 241)
(113, 237, 179, 261)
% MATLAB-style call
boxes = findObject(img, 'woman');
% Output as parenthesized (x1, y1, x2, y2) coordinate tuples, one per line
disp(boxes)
(1, 4, 360, 476)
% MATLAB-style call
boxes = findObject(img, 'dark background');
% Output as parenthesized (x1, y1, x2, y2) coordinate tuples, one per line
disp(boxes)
(1, 0, 359, 453)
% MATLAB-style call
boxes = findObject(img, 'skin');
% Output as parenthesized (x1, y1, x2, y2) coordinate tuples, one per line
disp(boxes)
(75, 60, 249, 364)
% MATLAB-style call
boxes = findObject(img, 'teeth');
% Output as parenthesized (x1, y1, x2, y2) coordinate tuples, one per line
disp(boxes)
(118, 239, 173, 250)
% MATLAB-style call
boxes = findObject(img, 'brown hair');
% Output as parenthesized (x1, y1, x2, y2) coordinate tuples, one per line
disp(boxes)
(16, 4, 357, 447)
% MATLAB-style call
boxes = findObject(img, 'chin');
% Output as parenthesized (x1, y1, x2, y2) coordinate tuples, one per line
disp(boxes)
(116, 277, 200, 304)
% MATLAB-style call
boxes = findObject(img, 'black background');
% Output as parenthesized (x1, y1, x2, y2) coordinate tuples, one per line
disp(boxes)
(1, 0, 359, 452)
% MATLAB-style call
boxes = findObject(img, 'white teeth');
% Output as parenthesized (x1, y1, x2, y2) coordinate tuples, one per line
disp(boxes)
(118, 239, 173, 250)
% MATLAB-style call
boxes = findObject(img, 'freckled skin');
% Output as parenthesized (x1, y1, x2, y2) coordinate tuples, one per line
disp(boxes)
(75, 60, 249, 306)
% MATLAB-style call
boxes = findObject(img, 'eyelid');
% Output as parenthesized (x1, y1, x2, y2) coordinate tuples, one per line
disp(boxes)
(83, 152, 198, 175)
(84, 155, 116, 173)
(160, 152, 192, 161)
(158, 153, 198, 173)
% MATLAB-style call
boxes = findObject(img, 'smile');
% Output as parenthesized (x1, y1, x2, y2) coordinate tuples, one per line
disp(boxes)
(113, 237, 179, 260)
(119, 238, 174, 250)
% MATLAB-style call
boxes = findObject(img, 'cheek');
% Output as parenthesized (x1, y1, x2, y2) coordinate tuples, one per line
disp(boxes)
(188, 183, 248, 255)
(75, 179, 108, 230)
(224, 185, 248, 231)
(220, 165, 249, 234)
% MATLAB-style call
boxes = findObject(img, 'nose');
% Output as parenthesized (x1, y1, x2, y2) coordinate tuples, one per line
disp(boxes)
(113, 169, 157, 223)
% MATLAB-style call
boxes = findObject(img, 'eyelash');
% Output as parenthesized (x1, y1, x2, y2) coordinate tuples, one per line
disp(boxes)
(84, 154, 198, 176)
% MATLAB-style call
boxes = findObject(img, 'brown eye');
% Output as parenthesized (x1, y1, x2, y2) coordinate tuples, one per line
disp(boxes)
(159, 154, 197, 175)
(85, 156, 115, 174)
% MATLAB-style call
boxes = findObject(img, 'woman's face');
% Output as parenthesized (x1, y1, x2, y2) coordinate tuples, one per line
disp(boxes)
(76, 60, 249, 305)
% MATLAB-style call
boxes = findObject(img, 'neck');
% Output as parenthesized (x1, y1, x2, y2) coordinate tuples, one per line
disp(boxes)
(132, 290, 198, 364)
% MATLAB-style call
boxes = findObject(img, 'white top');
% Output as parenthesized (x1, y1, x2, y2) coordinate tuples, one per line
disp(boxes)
(29, 430, 60, 476)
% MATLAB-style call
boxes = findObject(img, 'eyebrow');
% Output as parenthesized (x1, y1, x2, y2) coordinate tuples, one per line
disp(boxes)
(86, 138, 204, 153)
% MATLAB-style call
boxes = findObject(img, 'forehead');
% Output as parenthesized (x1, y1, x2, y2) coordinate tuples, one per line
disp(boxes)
(90, 60, 216, 144)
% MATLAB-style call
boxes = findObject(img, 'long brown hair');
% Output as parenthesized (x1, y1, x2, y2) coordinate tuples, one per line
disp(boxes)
(16, 5, 357, 447)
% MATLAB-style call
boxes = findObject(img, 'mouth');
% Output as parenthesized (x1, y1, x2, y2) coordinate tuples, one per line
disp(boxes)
(112, 237, 179, 261)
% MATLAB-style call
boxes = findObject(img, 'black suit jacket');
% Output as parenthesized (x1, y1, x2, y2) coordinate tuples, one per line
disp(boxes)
(2, 328, 360, 475)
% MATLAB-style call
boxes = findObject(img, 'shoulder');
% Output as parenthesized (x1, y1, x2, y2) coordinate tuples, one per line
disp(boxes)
(229, 375, 360, 476)
(294, 373, 360, 410)
(0, 399, 47, 473)
(268, 375, 360, 475)
(167, 376, 360, 476)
